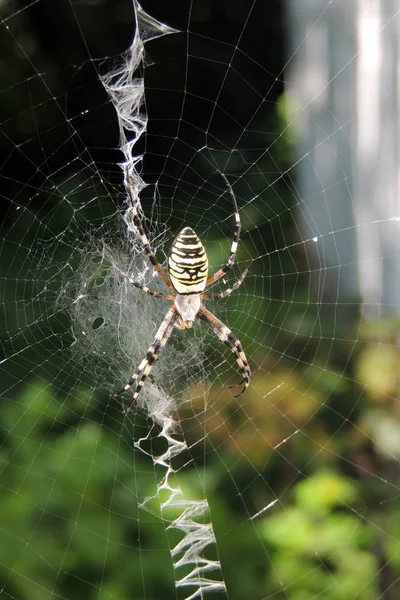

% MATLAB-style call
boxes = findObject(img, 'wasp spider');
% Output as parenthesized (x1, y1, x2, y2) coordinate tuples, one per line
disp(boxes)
(114, 174, 250, 413)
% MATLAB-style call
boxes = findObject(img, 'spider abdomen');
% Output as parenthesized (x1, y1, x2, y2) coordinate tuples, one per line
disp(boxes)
(168, 227, 208, 294)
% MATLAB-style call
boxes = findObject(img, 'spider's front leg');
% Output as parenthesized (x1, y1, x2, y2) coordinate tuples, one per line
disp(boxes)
(125, 176, 175, 291)
(113, 305, 177, 413)
(205, 174, 241, 286)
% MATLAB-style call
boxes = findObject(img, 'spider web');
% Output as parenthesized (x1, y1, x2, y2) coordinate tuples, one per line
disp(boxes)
(2, 1, 400, 599)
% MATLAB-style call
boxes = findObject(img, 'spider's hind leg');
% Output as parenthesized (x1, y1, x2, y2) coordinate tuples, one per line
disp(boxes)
(197, 305, 251, 396)
(113, 305, 177, 413)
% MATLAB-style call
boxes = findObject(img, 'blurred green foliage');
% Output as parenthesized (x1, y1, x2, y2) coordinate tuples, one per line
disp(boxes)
(2, 377, 400, 599)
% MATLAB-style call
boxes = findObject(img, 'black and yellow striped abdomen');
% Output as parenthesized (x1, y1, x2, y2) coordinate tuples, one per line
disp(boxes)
(168, 227, 209, 294)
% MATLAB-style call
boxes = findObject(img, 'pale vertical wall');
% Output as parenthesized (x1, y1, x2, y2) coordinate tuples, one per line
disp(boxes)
(285, 0, 400, 317)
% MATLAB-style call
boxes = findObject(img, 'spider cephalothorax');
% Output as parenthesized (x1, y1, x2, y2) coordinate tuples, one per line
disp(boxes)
(114, 174, 250, 413)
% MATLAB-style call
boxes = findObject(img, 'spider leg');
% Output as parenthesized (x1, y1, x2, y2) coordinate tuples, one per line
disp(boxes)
(201, 269, 248, 300)
(114, 266, 175, 300)
(197, 305, 251, 397)
(113, 305, 178, 413)
(206, 174, 241, 286)
(126, 176, 174, 291)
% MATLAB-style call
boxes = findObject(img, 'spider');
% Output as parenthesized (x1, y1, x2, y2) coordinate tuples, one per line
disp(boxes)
(113, 173, 251, 413)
